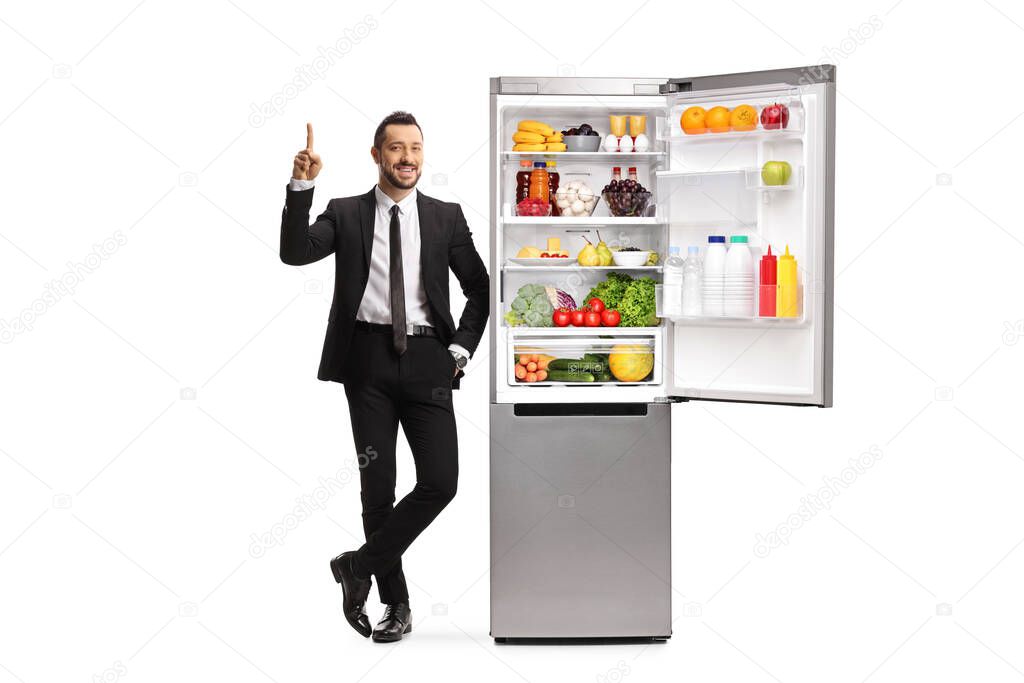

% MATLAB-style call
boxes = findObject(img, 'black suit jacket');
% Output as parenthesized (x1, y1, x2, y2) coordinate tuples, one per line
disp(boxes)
(279, 185, 489, 389)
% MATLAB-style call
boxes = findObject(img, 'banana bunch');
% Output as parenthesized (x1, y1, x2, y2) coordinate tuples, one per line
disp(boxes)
(512, 121, 566, 152)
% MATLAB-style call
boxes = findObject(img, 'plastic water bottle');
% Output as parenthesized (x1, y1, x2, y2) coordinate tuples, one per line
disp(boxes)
(662, 246, 684, 316)
(703, 235, 727, 317)
(682, 246, 703, 316)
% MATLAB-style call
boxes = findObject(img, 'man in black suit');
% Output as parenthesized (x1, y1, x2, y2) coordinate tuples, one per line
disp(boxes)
(279, 112, 489, 643)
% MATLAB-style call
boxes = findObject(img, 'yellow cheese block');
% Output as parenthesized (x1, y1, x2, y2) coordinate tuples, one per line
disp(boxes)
(546, 237, 561, 253)
(516, 246, 542, 258)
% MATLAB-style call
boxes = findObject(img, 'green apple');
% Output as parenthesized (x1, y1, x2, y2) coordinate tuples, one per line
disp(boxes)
(761, 161, 792, 186)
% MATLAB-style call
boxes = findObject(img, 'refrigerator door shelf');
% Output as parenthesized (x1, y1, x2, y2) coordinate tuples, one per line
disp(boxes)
(745, 165, 805, 192)
(663, 91, 805, 141)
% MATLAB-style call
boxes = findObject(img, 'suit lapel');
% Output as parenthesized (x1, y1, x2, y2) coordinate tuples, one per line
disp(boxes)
(416, 191, 436, 279)
(358, 187, 376, 270)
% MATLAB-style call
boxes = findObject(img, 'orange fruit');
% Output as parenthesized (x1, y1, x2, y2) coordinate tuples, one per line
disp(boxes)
(730, 104, 757, 131)
(705, 106, 730, 133)
(680, 106, 706, 135)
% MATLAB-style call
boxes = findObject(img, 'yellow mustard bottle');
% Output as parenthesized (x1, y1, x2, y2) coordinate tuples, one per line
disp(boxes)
(776, 245, 799, 318)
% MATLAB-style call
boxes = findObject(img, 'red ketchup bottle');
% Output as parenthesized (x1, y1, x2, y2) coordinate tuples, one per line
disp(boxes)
(759, 245, 778, 317)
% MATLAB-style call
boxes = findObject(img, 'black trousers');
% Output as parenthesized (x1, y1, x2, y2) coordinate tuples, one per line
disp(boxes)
(342, 325, 459, 604)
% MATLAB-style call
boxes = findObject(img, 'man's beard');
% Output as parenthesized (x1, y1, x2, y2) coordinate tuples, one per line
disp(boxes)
(382, 162, 421, 190)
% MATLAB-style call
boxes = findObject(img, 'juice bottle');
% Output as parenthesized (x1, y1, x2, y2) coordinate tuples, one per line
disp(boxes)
(546, 161, 560, 216)
(529, 162, 549, 202)
(515, 160, 532, 204)
(627, 167, 638, 182)
(776, 245, 799, 318)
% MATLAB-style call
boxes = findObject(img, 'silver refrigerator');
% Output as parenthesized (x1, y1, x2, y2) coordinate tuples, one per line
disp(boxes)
(488, 66, 835, 641)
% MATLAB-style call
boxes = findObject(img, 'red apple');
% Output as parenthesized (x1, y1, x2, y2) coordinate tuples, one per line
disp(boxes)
(760, 103, 790, 130)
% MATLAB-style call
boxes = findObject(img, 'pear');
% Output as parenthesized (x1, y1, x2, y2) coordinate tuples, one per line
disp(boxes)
(577, 236, 600, 267)
(595, 230, 614, 266)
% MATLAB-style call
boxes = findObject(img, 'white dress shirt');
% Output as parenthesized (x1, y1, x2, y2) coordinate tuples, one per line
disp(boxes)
(289, 177, 469, 361)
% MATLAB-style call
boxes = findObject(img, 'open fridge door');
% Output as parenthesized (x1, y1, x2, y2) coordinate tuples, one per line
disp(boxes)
(658, 66, 835, 407)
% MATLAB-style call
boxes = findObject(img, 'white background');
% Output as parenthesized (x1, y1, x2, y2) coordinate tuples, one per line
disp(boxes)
(1, 1, 1022, 681)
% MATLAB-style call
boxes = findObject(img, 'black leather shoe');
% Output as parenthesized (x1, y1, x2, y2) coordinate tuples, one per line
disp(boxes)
(372, 602, 412, 643)
(329, 551, 372, 638)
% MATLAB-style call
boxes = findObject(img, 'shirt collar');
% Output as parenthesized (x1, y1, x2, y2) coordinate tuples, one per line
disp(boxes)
(374, 185, 417, 216)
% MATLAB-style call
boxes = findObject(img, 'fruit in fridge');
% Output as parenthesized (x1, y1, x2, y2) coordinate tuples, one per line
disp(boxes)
(513, 130, 546, 144)
(607, 345, 655, 382)
(576, 237, 601, 266)
(517, 120, 555, 137)
(730, 104, 758, 131)
(761, 161, 792, 186)
(705, 106, 730, 133)
(680, 106, 707, 134)
(760, 102, 790, 129)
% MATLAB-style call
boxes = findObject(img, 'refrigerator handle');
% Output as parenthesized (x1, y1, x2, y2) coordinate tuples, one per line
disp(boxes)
(514, 404, 649, 417)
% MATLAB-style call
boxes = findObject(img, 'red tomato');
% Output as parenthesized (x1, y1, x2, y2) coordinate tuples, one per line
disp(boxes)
(570, 309, 586, 327)
(588, 298, 605, 314)
(601, 309, 621, 327)
(584, 310, 602, 327)
(552, 309, 571, 327)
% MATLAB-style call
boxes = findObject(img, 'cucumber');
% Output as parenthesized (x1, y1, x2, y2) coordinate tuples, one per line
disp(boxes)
(547, 369, 595, 382)
(548, 358, 605, 373)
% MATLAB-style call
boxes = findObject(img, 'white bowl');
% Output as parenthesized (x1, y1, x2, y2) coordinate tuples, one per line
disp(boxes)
(611, 250, 652, 267)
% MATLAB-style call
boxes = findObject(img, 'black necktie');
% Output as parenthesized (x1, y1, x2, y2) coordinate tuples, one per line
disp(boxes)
(389, 204, 407, 355)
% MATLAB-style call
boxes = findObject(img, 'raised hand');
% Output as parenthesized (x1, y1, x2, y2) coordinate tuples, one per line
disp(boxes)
(292, 122, 323, 180)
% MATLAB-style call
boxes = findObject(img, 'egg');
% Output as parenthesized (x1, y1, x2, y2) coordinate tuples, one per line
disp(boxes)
(633, 133, 650, 152)
(556, 197, 570, 209)
(577, 186, 594, 202)
(571, 200, 585, 214)
(603, 134, 619, 152)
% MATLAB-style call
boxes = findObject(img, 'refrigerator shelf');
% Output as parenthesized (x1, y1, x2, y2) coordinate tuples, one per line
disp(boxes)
(503, 263, 662, 272)
(503, 326, 662, 337)
(501, 215, 665, 226)
(503, 151, 666, 163)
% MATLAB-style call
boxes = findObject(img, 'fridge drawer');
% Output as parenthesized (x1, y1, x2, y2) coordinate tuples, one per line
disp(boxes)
(508, 334, 659, 386)
(489, 402, 672, 638)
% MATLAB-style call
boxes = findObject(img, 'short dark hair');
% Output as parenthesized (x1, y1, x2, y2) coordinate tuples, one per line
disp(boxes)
(374, 111, 423, 150)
